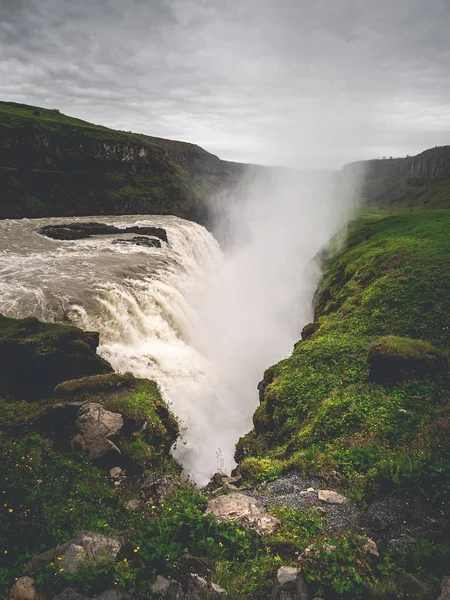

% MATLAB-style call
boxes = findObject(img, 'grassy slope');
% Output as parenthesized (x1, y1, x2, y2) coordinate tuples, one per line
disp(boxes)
(235, 208, 450, 596)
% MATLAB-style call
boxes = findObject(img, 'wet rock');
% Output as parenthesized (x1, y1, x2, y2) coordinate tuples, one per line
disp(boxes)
(271, 566, 310, 600)
(9, 577, 40, 600)
(439, 576, 450, 600)
(398, 572, 427, 596)
(39, 223, 167, 243)
(317, 490, 347, 505)
(72, 403, 123, 461)
(30, 530, 126, 573)
(207, 493, 281, 535)
(112, 236, 162, 248)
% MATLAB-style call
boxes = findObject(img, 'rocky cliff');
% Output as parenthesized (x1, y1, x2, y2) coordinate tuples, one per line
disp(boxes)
(1, 101, 450, 222)
(343, 146, 450, 208)
(0, 101, 243, 223)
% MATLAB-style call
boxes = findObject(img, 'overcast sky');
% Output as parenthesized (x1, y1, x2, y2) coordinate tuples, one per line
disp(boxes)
(1, 0, 450, 167)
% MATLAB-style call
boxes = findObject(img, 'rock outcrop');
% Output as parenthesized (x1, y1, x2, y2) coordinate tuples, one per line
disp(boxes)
(0, 314, 112, 398)
(72, 403, 123, 461)
(206, 493, 281, 535)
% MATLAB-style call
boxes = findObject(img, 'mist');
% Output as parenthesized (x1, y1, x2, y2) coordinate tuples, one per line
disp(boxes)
(172, 164, 363, 483)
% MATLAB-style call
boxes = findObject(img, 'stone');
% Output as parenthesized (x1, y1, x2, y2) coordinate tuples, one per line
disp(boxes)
(52, 589, 89, 600)
(9, 577, 39, 600)
(271, 566, 310, 600)
(149, 575, 171, 596)
(276, 567, 299, 586)
(438, 576, 450, 600)
(317, 490, 347, 505)
(30, 530, 124, 574)
(398, 572, 427, 596)
(206, 493, 281, 535)
(110, 467, 122, 479)
(72, 403, 123, 461)
(187, 574, 227, 599)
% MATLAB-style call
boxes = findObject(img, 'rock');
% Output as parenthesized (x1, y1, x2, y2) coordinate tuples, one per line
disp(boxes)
(72, 403, 123, 461)
(30, 530, 125, 573)
(398, 572, 427, 596)
(187, 574, 227, 599)
(439, 576, 450, 600)
(206, 493, 281, 535)
(39, 223, 168, 243)
(271, 566, 310, 600)
(368, 335, 448, 384)
(52, 589, 89, 600)
(9, 577, 40, 600)
(174, 555, 213, 583)
(317, 490, 348, 505)
(112, 236, 162, 248)
(301, 322, 319, 340)
(276, 567, 298, 586)
(140, 475, 179, 504)
(110, 467, 123, 479)
(150, 576, 171, 596)
(0, 314, 112, 398)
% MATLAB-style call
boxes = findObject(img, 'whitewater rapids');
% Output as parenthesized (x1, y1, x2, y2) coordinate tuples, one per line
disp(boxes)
(0, 215, 233, 480)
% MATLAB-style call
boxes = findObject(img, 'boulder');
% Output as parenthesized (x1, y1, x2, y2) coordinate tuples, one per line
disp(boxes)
(206, 493, 281, 535)
(9, 577, 40, 600)
(72, 403, 123, 461)
(150, 576, 171, 596)
(438, 577, 450, 600)
(397, 572, 427, 596)
(30, 530, 127, 573)
(368, 335, 448, 384)
(317, 490, 348, 505)
(271, 566, 310, 600)
(186, 574, 226, 599)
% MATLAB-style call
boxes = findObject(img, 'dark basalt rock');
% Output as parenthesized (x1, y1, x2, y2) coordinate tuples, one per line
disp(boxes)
(112, 236, 162, 248)
(39, 222, 168, 243)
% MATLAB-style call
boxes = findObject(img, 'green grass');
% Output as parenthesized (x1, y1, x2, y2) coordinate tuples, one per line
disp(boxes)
(238, 211, 450, 496)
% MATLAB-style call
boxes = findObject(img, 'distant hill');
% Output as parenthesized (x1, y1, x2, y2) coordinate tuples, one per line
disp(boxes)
(343, 146, 450, 209)
(0, 101, 245, 222)
(0, 101, 449, 221)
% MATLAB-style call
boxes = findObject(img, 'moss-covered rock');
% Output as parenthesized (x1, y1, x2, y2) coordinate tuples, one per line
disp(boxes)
(52, 373, 179, 473)
(368, 335, 448, 383)
(0, 315, 112, 398)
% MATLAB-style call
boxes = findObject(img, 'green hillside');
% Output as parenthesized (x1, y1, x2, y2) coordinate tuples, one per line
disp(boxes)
(0, 101, 238, 222)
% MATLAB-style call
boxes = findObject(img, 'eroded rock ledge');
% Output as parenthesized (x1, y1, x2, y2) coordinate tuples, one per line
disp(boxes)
(38, 222, 168, 243)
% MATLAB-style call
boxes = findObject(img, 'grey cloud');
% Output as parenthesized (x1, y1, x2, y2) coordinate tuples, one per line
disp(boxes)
(1, 0, 450, 166)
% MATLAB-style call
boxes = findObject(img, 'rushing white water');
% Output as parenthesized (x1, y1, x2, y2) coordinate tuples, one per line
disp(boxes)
(0, 169, 359, 483)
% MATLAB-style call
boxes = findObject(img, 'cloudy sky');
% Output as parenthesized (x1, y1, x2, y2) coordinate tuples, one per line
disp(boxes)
(1, 0, 450, 167)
